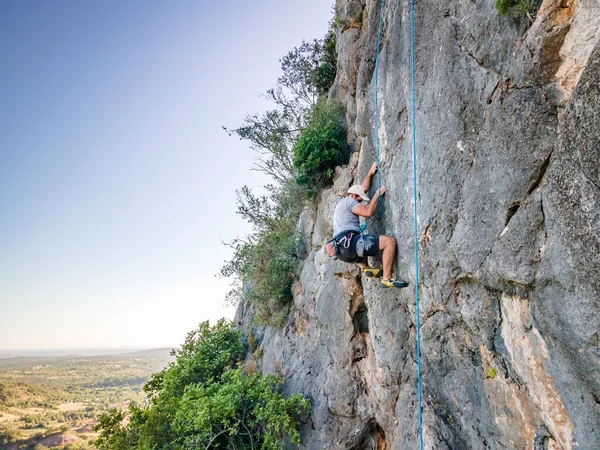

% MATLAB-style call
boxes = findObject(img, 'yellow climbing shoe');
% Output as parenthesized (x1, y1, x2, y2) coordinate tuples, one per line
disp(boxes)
(381, 277, 409, 288)
(363, 268, 383, 278)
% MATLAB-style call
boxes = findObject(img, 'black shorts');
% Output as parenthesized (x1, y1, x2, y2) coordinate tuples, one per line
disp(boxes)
(336, 231, 380, 263)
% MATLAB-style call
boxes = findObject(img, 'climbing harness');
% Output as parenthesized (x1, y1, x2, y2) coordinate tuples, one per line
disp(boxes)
(338, 231, 354, 252)
(325, 230, 357, 259)
(372, 0, 423, 447)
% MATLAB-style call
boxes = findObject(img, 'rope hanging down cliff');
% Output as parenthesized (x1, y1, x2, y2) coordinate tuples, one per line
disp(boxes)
(373, 0, 424, 447)
(358, 0, 385, 235)
(409, 0, 424, 447)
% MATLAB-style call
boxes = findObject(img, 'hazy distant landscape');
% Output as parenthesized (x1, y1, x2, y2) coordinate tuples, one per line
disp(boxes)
(0, 349, 173, 449)
(0, 349, 161, 359)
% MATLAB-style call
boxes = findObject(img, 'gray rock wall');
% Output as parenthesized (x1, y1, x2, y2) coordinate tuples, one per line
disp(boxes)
(235, 0, 600, 448)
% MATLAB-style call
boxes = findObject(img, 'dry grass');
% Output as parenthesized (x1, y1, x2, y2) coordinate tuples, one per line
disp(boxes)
(243, 359, 259, 375)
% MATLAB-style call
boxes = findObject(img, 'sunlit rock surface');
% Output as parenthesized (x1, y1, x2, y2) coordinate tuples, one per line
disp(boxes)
(235, 0, 600, 448)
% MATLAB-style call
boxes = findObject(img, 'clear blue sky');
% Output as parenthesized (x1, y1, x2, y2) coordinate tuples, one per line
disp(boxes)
(0, 1, 332, 350)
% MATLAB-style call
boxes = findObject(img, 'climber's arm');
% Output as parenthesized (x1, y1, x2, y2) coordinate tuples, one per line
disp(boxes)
(353, 187, 387, 218)
(362, 163, 378, 191)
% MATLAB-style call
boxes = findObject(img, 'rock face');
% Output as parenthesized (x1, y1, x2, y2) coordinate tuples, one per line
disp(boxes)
(235, 0, 600, 448)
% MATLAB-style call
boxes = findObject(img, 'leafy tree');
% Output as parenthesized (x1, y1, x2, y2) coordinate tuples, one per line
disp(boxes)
(95, 410, 128, 449)
(220, 181, 306, 325)
(278, 38, 330, 105)
(174, 369, 308, 450)
(145, 320, 244, 400)
(224, 32, 338, 185)
(294, 100, 347, 190)
(309, 31, 337, 97)
(221, 27, 341, 322)
(226, 106, 301, 185)
(94, 321, 308, 450)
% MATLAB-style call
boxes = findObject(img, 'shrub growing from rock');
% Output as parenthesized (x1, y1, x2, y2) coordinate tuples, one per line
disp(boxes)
(294, 100, 347, 191)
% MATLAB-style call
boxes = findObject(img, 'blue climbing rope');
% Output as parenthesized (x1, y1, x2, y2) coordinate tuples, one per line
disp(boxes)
(373, 1, 423, 447)
(410, 0, 424, 447)
(362, 0, 385, 236)
(374, 0, 385, 194)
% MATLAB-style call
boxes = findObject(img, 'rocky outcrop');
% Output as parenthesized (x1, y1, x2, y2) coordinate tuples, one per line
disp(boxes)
(235, 0, 600, 448)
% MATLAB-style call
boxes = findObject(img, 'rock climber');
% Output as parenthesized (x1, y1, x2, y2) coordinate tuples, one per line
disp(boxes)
(331, 162, 408, 288)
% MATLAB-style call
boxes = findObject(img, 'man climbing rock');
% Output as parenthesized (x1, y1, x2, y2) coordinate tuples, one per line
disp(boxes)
(332, 163, 408, 288)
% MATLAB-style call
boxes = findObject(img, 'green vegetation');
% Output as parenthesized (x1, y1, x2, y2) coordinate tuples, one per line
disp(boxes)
(496, 0, 541, 21)
(173, 370, 307, 450)
(219, 182, 306, 326)
(447, 412, 455, 426)
(0, 349, 172, 449)
(496, 0, 512, 15)
(332, 11, 363, 33)
(294, 100, 346, 190)
(94, 320, 309, 450)
(223, 24, 346, 325)
(308, 31, 337, 97)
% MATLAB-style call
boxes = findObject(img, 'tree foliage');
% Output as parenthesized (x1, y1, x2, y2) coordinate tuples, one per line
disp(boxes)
(94, 320, 308, 450)
(221, 27, 345, 323)
(496, 0, 541, 20)
(294, 100, 347, 190)
(278, 35, 336, 104)
(144, 320, 245, 401)
(223, 34, 337, 185)
(309, 31, 337, 97)
(174, 369, 308, 450)
(220, 182, 305, 325)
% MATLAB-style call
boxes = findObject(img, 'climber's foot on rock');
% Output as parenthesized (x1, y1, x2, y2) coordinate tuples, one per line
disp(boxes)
(381, 277, 409, 288)
(363, 268, 383, 278)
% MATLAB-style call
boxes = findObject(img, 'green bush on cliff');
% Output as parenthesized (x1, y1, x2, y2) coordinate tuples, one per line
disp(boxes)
(143, 320, 245, 400)
(94, 320, 309, 450)
(294, 100, 347, 191)
(496, 0, 513, 15)
(496, 0, 541, 19)
(309, 30, 337, 96)
(243, 228, 298, 324)
(174, 369, 308, 450)
(221, 182, 305, 326)
(222, 22, 343, 325)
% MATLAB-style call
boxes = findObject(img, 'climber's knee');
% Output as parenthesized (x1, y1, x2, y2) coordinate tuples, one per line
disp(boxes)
(379, 235, 396, 250)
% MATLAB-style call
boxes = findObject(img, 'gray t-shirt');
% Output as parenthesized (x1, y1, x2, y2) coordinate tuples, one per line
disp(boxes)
(333, 196, 361, 236)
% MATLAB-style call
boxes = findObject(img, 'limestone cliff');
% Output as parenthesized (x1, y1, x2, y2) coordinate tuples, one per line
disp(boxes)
(235, 0, 600, 448)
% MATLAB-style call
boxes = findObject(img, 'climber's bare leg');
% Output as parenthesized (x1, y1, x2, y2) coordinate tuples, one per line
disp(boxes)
(379, 235, 397, 280)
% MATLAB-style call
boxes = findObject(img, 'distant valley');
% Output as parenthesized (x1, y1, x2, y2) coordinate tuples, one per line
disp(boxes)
(0, 349, 174, 449)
